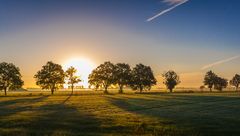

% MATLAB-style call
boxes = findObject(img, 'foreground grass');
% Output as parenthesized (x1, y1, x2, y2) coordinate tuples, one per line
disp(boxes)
(1, 91, 240, 136)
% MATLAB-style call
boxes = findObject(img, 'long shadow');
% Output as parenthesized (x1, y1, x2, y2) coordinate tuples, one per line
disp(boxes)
(62, 92, 73, 104)
(24, 103, 102, 136)
(0, 94, 103, 136)
(1, 93, 124, 136)
(106, 95, 240, 136)
(0, 96, 49, 107)
(0, 96, 49, 117)
(23, 94, 136, 136)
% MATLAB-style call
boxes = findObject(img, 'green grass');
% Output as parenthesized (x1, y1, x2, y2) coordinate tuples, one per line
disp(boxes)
(1, 91, 240, 136)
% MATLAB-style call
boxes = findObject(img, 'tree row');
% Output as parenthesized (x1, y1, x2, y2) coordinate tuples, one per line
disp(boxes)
(0, 61, 239, 96)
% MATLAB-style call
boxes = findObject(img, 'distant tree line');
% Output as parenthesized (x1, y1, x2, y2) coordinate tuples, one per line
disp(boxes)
(0, 61, 240, 96)
(203, 70, 240, 91)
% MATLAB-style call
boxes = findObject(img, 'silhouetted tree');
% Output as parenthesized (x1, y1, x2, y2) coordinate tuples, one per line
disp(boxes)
(88, 61, 115, 94)
(65, 66, 81, 94)
(230, 74, 240, 91)
(114, 63, 131, 94)
(88, 69, 101, 91)
(204, 70, 217, 92)
(0, 62, 24, 96)
(34, 61, 65, 95)
(214, 76, 228, 91)
(162, 70, 180, 92)
(130, 64, 157, 93)
(200, 85, 205, 92)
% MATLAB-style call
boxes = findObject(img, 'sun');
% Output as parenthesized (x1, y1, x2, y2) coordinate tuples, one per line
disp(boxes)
(63, 57, 96, 89)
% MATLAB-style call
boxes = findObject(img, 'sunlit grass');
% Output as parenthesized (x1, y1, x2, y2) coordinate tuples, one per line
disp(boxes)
(1, 91, 240, 135)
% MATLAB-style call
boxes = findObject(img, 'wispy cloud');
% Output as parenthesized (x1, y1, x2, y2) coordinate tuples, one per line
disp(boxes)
(147, 0, 189, 22)
(201, 55, 240, 70)
(163, 0, 188, 5)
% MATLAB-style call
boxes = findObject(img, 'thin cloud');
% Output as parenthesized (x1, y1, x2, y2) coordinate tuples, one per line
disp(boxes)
(201, 55, 240, 70)
(163, 0, 188, 5)
(147, 0, 189, 22)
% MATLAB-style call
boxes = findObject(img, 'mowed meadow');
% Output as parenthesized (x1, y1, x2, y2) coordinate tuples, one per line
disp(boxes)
(1, 91, 240, 136)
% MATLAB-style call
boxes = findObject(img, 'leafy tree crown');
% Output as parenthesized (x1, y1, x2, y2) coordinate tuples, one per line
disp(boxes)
(0, 62, 24, 90)
(34, 61, 65, 91)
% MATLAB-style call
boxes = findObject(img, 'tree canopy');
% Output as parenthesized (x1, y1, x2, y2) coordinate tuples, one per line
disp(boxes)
(65, 66, 81, 93)
(204, 71, 228, 92)
(34, 61, 65, 95)
(88, 69, 101, 91)
(162, 70, 180, 92)
(230, 74, 240, 91)
(130, 64, 157, 92)
(114, 63, 131, 93)
(214, 76, 228, 91)
(0, 62, 24, 95)
(204, 71, 217, 91)
(88, 61, 116, 94)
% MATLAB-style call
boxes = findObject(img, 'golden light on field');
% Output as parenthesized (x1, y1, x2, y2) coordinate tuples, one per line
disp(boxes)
(63, 57, 96, 89)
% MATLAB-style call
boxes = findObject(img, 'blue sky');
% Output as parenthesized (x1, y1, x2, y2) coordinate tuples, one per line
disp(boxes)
(0, 0, 239, 87)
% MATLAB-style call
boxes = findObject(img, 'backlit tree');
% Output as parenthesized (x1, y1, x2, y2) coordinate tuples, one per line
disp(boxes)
(162, 70, 180, 92)
(230, 74, 240, 91)
(130, 64, 157, 93)
(114, 63, 131, 94)
(88, 61, 115, 94)
(0, 62, 24, 96)
(214, 76, 228, 91)
(65, 66, 81, 93)
(34, 61, 65, 95)
(204, 70, 217, 92)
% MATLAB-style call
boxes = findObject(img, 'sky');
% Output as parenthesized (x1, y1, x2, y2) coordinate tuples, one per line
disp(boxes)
(0, 0, 240, 88)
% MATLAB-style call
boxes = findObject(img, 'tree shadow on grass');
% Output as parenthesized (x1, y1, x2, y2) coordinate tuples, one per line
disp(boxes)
(106, 95, 240, 136)
(24, 103, 102, 136)
(0, 94, 102, 136)
(23, 95, 139, 136)
(0, 96, 49, 117)
(0, 94, 138, 136)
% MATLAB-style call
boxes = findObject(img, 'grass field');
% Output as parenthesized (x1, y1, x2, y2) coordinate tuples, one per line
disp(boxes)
(1, 91, 240, 136)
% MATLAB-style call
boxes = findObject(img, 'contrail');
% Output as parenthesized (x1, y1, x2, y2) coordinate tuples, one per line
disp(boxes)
(147, 0, 189, 22)
(201, 55, 240, 70)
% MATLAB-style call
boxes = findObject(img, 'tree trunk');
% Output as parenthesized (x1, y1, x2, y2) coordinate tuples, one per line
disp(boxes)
(104, 86, 108, 94)
(71, 84, 74, 94)
(95, 85, 99, 91)
(169, 88, 173, 93)
(4, 88, 7, 96)
(139, 85, 143, 93)
(220, 88, 222, 92)
(51, 88, 54, 95)
(119, 85, 123, 94)
(210, 88, 212, 92)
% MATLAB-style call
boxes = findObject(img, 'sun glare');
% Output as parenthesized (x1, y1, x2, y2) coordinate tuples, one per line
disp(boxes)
(63, 58, 96, 89)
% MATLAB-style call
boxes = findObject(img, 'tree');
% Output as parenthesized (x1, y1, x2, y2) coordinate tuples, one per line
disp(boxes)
(162, 70, 180, 92)
(230, 74, 240, 91)
(200, 85, 205, 92)
(65, 66, 81, 94)
(130, 64, 157, 93)
(114, 63, 131, 94)
(0, 62, 24, 96)
(34, 61, 65, 95)
(88, 69, 101, 91)
(204, 70, 217, 92)
(88, 61, 115, 94)
(214, 76, 228, 91)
